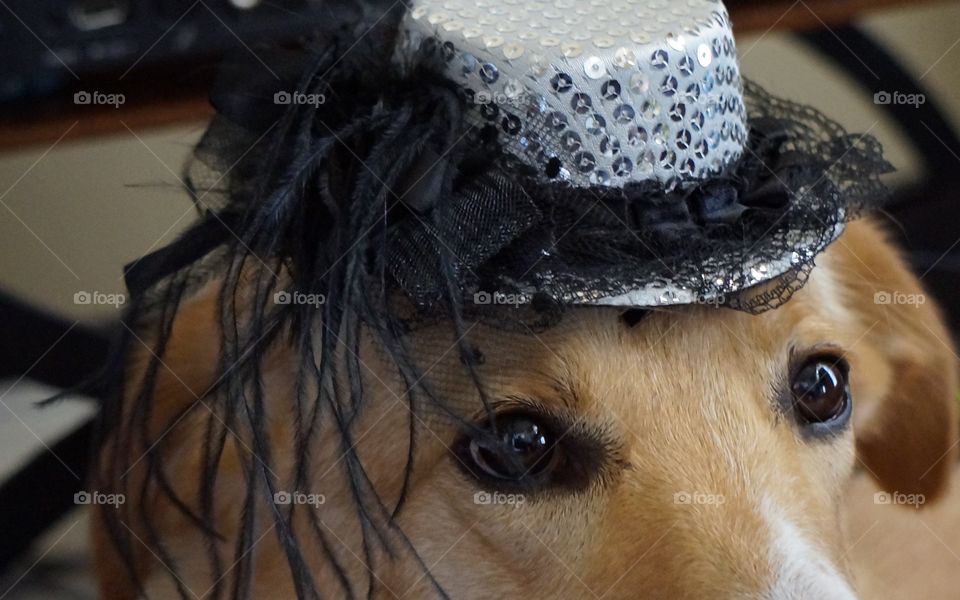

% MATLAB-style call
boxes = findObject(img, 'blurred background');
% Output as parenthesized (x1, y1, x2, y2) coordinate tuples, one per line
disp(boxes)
(0, 0, 959, 598)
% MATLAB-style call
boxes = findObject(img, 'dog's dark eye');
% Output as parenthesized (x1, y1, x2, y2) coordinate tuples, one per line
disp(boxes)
(791, 356, 850, 427)
(466, 413, 559, 480)
(455, 408, 608, 492)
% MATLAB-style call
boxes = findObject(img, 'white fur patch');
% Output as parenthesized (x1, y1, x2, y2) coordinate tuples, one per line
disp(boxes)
(759, 497, 858, 600)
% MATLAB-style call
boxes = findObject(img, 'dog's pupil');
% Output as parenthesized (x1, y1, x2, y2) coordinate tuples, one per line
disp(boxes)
(475, 416, 555, 478)
(505, 419, 547, 454)
(792, 361, 846, 423)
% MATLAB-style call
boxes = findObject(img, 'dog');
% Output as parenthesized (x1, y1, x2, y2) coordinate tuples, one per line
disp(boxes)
(90, 218, 958, 599)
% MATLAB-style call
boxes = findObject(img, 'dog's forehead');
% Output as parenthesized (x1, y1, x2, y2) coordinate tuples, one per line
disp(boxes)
(397, 262, 852, 422)
(405, 309, 773, 409)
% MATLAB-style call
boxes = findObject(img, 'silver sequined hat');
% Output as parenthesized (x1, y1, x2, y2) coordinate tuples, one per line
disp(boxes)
(167, 0, 889, 317)
(388, 0, 888, 311)
(398, 0, 748, 189)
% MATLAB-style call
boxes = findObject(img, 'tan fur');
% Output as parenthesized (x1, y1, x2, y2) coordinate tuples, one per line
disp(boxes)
(92, 219, 959, 599)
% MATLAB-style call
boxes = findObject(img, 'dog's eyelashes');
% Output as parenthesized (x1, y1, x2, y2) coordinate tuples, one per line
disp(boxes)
(791, 355, 851, 430)
(467, 413, 559, 481)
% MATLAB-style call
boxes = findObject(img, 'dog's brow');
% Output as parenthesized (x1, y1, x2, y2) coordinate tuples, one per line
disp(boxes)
(544, 373, 584, 411)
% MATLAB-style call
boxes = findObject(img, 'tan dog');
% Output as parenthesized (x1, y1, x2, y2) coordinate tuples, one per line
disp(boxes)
(91, 219, 958, 599)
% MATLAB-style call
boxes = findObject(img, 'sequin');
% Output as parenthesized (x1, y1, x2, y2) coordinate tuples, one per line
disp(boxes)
(629, 73, 650, 94)
(574, 151, 596, 172)
(668, 102, 685, 121)
(529, 54, 549, 76)
(600, 135, 621, 156)
(583, 56, 606, 79)
(585, 113, 605, 134)
(641, 100, 661, 119)
(570, 92, 592, 114)
(550, 72, 573, 93)
(697, 43, 712, 66)
(483, 34, 504, 48)
(503, 42, 524, 59)
(561, 42, 583, 58)
(461, 52, 477, 75)
(612, 47, 637, 69)
(638, 150, 656, 175)
(442, 41, 456, 61)
(561, 130, 582, 152)
(694, 140, 708, 158)
(594, 36, 615, 49)
(502, 114, 522, 134)
(614, 103, 635, 123)
(504, 78, 524, 98)
(612, 156, 633, 175)
(601, 79, 621, 101)
(652, 123, 667, 144)
(479, 62, 499, 83)
(627, 125, 647, 146)
(546, 111, 568, 130)
(651, 49, 669, 69)
(479, 102, 499, 120)
(590, 170, 611, 185)
(659, 150, 676, 169)
(666, 32, 686, 51)
(661, 75, 678, 96)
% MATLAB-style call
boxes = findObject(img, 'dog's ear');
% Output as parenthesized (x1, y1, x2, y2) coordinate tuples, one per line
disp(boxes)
(827, 220, 959, 502)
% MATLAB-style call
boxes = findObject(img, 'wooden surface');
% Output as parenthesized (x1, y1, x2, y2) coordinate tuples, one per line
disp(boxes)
(0, 0, 939, 153)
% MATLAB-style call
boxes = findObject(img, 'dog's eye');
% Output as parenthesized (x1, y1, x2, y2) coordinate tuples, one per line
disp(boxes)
(791, 356, 850, 427)
(455, 408, 608, 492)
(466, 412, 559, 481)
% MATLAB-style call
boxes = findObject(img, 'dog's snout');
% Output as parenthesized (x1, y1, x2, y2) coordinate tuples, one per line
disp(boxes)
(759, 498, 859, 600)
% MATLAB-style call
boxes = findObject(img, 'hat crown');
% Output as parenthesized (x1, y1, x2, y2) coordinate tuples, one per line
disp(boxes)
(400, 0, 747, 187)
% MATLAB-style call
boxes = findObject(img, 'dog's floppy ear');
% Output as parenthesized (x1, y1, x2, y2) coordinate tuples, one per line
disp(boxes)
(826, 220, 959, 502)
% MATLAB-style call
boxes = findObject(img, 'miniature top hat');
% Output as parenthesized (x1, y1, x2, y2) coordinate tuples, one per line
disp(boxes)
(128, 0, 891, 318)
(398, 0, 748, 189)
